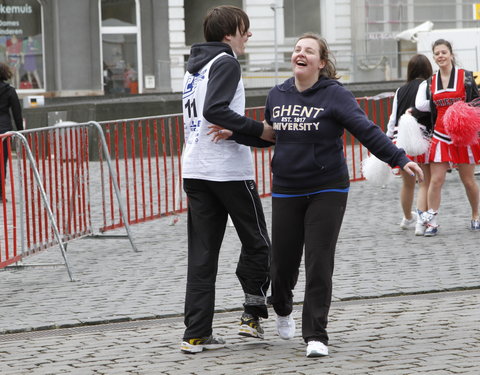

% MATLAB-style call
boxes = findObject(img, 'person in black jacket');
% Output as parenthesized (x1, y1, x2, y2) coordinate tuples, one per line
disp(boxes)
(211, 32, 423, 358)
(0, 62, 23, 201)
(385, 54, 433, 235)
(179, 5, 274, 355)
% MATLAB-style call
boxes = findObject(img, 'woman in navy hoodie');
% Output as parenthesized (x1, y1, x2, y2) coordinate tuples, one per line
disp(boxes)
(211, 33, 423, 357)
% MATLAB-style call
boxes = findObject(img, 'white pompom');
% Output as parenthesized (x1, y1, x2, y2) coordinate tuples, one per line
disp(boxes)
(396, 113, 430, 156)
(361, 154, 393, 185)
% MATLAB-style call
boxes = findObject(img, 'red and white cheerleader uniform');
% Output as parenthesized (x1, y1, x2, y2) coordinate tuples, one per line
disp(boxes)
(429, 68, 480, 164)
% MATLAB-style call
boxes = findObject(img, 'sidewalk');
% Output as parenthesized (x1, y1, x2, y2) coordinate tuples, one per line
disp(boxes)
(1, 171, 479, 374)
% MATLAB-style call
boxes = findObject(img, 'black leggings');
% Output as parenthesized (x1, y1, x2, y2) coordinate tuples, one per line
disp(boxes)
(270, 191, 348, 344)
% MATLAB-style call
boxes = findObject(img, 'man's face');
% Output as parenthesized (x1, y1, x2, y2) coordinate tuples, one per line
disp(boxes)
(224, 27, 252, 56)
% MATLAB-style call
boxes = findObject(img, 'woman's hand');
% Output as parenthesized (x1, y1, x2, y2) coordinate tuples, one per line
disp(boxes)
(402, 161, 424, 183)
(207, 125, 233, 143)
(260, 120, 276, 142)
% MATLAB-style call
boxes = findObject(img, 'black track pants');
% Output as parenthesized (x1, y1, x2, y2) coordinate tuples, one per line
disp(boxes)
(270, 191, 347, 344)
(183, 179, 271, 340)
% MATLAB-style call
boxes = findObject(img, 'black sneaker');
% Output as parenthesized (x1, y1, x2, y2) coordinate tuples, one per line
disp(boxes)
(238, 313, 264, 339)
(180, 335, 226, 354)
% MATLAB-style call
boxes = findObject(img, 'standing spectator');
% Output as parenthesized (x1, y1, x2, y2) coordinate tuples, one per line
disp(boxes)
(415, 39, 480, 236)
(386, 54, 433, 235)
(103, 62, 113, 94)
(180, 5, 275, 354)
(0, 62, 23, 201)
(123, 64, 137, 94)
(211, 33, 423, 357)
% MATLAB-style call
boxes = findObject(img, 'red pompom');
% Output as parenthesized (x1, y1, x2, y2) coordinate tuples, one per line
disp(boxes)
(443, 101, 480, 146)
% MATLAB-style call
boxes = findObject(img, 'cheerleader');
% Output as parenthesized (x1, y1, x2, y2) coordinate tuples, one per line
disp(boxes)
(415, 39, 480, 236)
(386, 54, 433, 235)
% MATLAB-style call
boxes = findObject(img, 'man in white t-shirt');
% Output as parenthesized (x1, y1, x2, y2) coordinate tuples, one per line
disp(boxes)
(180, 5, 275, 354)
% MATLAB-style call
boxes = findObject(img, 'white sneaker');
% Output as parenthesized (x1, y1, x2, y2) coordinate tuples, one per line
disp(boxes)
(276, 314, 295, 340)
(422, 210, 438, 237)
(400, 211, 417, 229)
(306, 340, 329, 357)
(414, 209, 426, 235)
(415, 222, 426, 236)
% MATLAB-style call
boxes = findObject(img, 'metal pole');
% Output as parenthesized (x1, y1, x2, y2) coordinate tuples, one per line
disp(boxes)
(397, 40, 402, 79)
(88, 121, 139, 253)
(14, 137, 26, 257)
(8, 131, 75, 281)
(271, 3, 278, 84)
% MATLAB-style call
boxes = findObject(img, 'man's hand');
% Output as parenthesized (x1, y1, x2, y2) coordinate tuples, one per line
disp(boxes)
(402, 161, 424, 183)
(260, 121, 275, 142)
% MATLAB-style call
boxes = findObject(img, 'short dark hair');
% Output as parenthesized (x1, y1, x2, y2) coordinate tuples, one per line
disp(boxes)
(203, 5, 250, 42)
(0, 62, 12, 82)
(406, 54, 432, 82)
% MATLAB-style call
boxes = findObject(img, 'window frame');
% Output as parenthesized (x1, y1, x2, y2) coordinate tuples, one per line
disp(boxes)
(99, 0, 143, 94)
(1, 0, 46, 93)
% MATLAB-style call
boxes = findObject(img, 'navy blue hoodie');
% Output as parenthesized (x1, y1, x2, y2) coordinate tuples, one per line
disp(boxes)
(264, 77, 410, 190)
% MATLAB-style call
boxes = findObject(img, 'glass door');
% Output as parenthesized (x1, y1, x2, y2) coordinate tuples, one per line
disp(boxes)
(100, 0, 141, 94)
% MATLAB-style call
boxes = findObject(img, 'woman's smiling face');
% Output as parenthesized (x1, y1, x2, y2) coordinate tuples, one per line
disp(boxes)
(433, 43, 453, 69)
(291, 37, 326, 81)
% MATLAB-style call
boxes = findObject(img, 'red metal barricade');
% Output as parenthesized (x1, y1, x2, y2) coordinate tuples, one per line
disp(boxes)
(21, 126, 92, 248)
(95, 94, 393, 232)
(1, 123, 139, 278)
(245, 107, 273, 198)
(97, 117, 185, 232)
(0, 134, 20, 268)
(1, 94, 393, 273)
(0, 131, 73, 279)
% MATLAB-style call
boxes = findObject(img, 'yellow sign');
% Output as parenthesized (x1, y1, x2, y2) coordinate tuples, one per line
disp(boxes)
(474, 3, 480, 20)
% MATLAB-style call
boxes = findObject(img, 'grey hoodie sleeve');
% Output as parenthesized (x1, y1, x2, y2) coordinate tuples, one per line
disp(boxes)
(203, 56, 264, 137)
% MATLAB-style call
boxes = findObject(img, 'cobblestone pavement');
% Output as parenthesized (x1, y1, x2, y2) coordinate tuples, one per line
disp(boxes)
(1, 171, 480, 374)
(1, 291, 479, 375)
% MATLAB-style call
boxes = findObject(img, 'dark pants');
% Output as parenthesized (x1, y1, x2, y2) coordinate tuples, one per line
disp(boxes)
(270, 191, 348, 345)
(183, 178, 271, 340)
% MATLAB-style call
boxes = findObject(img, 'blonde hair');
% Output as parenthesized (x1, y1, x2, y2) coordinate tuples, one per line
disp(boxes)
(296, 33, 339, 80)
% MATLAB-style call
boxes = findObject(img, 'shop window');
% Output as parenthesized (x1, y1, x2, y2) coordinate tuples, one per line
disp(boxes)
(101, 0, 140, 94)
(0, 0, 43, 90)
(284, 0, 321, 38)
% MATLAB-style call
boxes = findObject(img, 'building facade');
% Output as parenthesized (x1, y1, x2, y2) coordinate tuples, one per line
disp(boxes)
(0, 0, 478, 99)
(0, 0, 171, 98)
